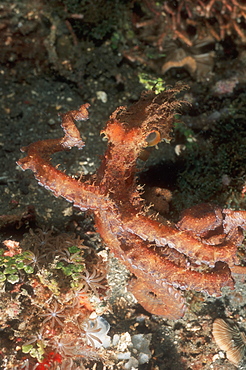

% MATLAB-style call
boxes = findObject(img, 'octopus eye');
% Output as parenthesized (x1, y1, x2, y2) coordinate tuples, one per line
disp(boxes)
(145, 130, 161, 146)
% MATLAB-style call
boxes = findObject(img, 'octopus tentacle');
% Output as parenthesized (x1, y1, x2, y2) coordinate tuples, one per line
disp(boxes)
(124, 214, 239, 267)
(17, 104, 113, 211)
(128, 278, 187, 319)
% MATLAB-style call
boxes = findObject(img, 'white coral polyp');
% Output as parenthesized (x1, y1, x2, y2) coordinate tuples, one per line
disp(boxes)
(83, 316, 111, 348)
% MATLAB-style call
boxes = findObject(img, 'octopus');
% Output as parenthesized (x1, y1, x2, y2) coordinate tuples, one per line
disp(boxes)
(17, 86, 246, 320)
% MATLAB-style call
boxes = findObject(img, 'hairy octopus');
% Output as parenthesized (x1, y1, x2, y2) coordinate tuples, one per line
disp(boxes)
(17, 86, 246, 319)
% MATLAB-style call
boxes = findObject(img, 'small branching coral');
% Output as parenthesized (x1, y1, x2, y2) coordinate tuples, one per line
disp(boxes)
(136, 0, 246, 46)
(125, 0, 246, 79)
(17, 85, 246, 324)
(0, 228, 109, 369)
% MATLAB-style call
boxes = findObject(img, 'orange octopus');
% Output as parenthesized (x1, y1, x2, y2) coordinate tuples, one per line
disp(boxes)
(17, 86, 246, 319)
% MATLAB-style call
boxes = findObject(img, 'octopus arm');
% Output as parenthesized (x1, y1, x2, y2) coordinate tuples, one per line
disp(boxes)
(122, 235, 234, 296)
(96, 212, 234, 297)
(17, 104, 111, 211)
(124, 215, 239, 267)
(128, 278, 187, 319)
